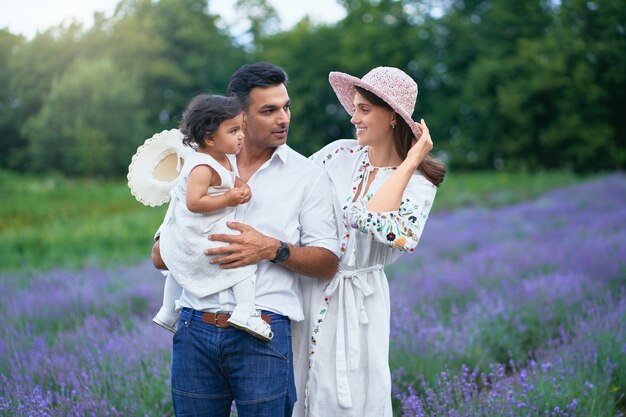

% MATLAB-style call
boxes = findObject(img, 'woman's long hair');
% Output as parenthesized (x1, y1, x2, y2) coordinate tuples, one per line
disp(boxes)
(355, 86, 445, 186)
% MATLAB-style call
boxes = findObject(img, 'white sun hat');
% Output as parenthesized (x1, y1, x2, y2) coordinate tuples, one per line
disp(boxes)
(127, 129, 194, 207)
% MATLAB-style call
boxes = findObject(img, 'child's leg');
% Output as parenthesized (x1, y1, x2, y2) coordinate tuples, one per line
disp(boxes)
(153, 274, 182, 333)
(228, 275, 273, 341)
(231, 276, 256, 311)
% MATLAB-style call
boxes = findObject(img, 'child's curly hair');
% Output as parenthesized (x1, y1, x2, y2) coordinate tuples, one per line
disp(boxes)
(179, 94, 242, 148)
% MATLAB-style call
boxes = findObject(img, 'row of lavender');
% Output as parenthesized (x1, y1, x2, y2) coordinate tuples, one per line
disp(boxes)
(0, 263, 175, 416)
(1, 174, 624, 416)
(389, 174, 626, 416)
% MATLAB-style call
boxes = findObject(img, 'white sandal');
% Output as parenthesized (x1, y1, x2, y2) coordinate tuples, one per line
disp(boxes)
(227, 309, 274, 341)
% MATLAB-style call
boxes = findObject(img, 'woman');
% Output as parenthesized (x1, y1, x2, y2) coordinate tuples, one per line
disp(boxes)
(293, 67, 445, 417)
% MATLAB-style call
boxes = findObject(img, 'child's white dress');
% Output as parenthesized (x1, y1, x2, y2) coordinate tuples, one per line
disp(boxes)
(160, 152, 255, 298)
(293, 140, 437, 417)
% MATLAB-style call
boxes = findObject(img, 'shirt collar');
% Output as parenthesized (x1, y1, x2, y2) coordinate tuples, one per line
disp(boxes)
(231, 144, 289, 177)
(270, 144, 289, 165)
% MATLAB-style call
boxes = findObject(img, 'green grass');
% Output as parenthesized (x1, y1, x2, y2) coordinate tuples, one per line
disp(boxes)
(433, 170, 587, 212)
(0, 170, 167, 272)
(0, 169, 586, 273)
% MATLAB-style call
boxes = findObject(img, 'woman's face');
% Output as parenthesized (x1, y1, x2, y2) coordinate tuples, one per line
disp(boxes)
(351, 91, 395, 147)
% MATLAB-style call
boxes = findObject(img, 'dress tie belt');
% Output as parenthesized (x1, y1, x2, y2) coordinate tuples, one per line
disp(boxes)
(324, 263, 383, 409)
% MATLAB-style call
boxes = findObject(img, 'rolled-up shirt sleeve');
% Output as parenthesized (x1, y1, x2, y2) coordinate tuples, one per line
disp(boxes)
(298, 171, 341, 258)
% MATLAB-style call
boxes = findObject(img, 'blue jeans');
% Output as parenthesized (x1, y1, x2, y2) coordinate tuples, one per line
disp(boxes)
(171, 308, 296, 417)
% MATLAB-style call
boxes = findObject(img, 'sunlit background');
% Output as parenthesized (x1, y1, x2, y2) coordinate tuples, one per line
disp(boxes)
(1, 0, 347, 39)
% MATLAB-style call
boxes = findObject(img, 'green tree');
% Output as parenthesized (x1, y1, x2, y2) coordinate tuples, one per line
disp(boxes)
(466, 0, 626, 171)
(148, 0, 247, 126)
(0, 30, 25, 169)
(531, 0, 626, 171)
(235, 0, 281, 47)
(24, 58, 148, 176)
(5, 24, 85, 171)
(9, 23, 85, 118)
(84, 0, 246, 131)
(438, 0, 553, 169)
(3, 0, 247, 176)
(3, 0, 625, 175)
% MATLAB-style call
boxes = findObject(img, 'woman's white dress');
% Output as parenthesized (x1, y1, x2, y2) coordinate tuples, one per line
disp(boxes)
(293, 140, 437, 417)
(159, 152, 255, 298)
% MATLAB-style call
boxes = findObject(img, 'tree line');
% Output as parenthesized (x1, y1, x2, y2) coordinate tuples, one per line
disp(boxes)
(0, 0, 624, 176)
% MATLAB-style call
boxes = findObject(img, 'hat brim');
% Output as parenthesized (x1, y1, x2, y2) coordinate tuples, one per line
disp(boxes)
(329, 71, 421, 139)
(127, 129, 193, 207)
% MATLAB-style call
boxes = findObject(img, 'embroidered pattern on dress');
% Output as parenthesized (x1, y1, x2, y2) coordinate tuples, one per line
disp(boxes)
(309, 291, 331, 361)
(347, 194, 424, 252)
(304, 282, 331, 413)
(340, 147, 424, 252)
(304, 145, 425, 413)
(322, 145, 364, 164)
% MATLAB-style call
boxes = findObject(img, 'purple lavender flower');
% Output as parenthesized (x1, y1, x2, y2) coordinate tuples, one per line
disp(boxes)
(392, 174, 626, 416)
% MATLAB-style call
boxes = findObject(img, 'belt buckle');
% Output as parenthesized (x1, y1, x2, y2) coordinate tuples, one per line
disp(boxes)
(214, 310, 231, 328)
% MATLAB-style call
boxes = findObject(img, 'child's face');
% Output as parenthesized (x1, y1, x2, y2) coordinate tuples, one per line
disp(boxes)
(212, 114, 245, 155)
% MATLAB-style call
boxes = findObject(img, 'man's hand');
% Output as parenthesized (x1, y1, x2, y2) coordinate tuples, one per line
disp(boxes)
(206, 222, 339, 279)
(205, 222, 277, 269)
(152, 238, 168, 270)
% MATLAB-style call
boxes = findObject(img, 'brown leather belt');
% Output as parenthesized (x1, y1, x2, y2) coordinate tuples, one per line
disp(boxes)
(200, 311, 272, 328)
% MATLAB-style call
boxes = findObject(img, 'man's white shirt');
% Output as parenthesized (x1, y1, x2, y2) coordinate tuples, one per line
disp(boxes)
(164, 144, 340, 321)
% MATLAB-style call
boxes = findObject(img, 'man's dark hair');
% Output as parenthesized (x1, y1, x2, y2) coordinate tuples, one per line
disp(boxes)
(227, 62, 288, 110)
(179, 94, 241, 148)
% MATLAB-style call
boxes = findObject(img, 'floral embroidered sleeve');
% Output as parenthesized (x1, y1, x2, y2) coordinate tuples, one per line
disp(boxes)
(345, 176, 437, 252)
(309, 139, 362, 168)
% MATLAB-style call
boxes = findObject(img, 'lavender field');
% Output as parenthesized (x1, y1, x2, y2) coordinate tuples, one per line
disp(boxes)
(1, 174, 625, 416)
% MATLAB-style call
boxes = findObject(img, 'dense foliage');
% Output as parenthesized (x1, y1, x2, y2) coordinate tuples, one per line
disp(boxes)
(0, 0, 624, 175)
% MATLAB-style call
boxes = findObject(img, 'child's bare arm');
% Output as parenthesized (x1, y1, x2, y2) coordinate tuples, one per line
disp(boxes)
(186, 165, 245, 213)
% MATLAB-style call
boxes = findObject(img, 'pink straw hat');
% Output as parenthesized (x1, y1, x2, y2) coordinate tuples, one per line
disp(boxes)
(329, 66, 420, 138)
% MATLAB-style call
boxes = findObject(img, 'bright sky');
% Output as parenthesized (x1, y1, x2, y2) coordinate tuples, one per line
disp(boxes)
(1, 0, 346, 39)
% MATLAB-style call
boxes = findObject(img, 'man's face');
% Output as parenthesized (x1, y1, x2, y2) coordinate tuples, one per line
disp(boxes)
(242, 84, 291, 150)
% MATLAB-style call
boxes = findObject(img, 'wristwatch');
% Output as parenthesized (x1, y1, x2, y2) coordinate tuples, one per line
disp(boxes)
(270, 240, 290, 264)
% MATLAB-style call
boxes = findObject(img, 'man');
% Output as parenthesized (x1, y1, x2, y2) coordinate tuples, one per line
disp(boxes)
(153, 62, 339, 417)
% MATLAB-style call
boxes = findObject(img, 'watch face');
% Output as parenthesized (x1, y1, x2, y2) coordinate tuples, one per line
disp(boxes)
(276, 242, 290, 263)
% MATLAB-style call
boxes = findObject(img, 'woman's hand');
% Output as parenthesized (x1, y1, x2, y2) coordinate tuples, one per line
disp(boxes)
(406, 119, 433, 168)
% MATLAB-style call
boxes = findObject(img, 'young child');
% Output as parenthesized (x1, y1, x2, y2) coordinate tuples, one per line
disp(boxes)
(153, 94, 273, 341)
